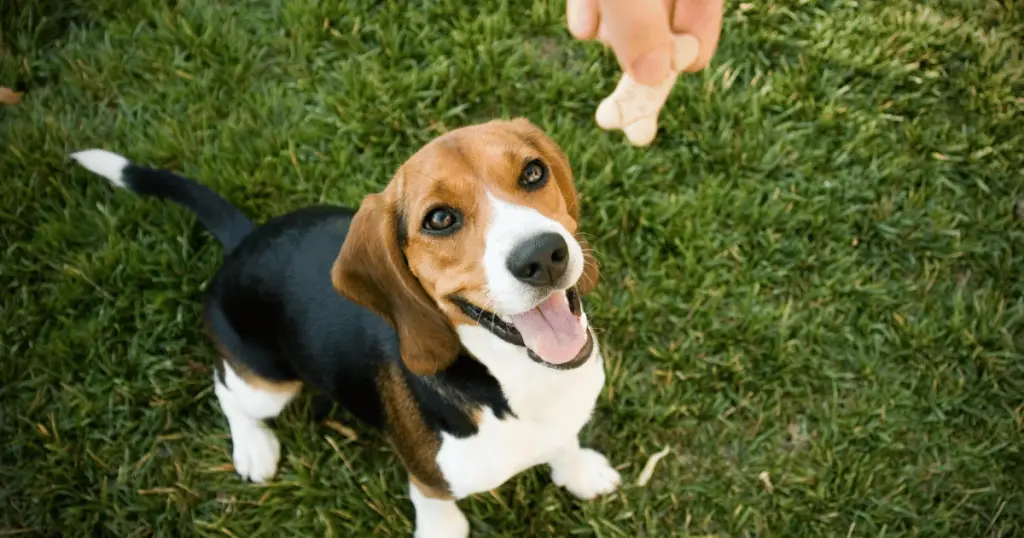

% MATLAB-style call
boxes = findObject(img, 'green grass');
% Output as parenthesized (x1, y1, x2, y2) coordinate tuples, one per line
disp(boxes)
(2, 0, 1023, 536)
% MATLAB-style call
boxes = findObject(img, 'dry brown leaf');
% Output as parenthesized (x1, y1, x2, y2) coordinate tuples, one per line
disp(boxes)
(0, 87, 23, 105)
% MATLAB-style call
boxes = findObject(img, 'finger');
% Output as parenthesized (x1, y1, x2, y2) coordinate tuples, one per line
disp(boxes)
(595, 0, 675, 86)
(669, 0, 725, 72)
(567, 0, 600, 40)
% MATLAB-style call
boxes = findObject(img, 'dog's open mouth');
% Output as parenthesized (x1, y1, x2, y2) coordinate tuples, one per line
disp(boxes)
(452, 288, 592, 367)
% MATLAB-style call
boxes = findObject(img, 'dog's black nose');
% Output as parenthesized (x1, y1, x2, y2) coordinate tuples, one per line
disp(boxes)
(506, 232, 569, 287)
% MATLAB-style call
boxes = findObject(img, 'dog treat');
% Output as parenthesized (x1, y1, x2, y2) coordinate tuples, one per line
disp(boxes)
(595, 34, 700, 147)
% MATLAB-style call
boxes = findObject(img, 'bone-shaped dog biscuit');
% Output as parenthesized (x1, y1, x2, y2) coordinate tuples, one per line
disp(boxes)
(595, 34, 700, 147)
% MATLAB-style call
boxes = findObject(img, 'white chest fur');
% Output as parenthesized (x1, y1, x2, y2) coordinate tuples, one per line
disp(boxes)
(436, 321, 606, 499)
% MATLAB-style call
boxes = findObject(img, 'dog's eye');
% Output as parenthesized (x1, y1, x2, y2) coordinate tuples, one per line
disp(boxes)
(423, 207, 459, 233)
(520, 159, 548, 190)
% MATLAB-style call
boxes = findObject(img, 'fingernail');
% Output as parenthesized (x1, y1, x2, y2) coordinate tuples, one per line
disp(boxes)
(631, 45, 671, 86)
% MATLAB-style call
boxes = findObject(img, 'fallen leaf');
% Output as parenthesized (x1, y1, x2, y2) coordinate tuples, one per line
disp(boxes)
(0, 87, 23, 105)
(635, 445, 672, 487)
(758, 471, 774, 493)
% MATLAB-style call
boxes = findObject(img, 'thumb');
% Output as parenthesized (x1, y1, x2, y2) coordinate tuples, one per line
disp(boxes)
(596, 0, 675, 86)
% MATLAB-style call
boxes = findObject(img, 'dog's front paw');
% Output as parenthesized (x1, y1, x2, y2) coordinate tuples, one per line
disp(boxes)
(413, 508, 469, 538)
(550, 448, 621, 500)
(232, 425, 281, 483)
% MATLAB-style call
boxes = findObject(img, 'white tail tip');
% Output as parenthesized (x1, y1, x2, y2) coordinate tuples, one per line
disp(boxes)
(70, 149, 129, 188)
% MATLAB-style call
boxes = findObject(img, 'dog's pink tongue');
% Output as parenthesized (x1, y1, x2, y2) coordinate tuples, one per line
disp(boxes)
(509, 291, 586, 364)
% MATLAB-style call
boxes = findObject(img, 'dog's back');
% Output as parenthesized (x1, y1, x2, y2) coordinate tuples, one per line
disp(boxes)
(203, 204, 393, 426)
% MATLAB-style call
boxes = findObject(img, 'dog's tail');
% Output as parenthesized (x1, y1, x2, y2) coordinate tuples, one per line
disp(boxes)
(71, 149, 255, 253)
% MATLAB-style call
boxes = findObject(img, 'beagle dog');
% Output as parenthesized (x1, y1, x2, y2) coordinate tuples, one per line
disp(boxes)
(70, 118, 619, 537)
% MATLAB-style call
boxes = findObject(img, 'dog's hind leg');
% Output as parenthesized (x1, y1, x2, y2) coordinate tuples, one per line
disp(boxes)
(213, 357, 302, 483)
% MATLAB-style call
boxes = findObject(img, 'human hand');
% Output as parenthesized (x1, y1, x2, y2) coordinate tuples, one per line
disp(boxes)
(567, 0, 724, 87)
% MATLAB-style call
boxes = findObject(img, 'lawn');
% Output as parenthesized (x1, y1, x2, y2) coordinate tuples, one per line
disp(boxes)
(2, 0, 1023, 536)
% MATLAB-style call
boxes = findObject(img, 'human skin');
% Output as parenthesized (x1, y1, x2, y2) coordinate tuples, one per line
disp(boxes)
(566, 0, 725, 86)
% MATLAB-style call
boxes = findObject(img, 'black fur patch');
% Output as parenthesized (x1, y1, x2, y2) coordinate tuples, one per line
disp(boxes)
(407, 351, 513, 438)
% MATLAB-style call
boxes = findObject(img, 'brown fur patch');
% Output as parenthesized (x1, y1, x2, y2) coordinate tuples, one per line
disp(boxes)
(229, 359, 303, 395)
(410, 472, 453, 500)
(377, 361, 450, 496)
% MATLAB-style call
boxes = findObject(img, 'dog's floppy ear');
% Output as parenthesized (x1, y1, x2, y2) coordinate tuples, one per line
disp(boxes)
(331, 190, 460, 376)
(510, 118, 601, 295)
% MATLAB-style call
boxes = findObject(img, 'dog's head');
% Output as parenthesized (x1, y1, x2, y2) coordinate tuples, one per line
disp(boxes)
(331, 119, 599, 375)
